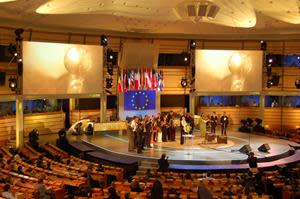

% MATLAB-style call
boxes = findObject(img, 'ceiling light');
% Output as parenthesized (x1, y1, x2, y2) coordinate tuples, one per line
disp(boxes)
(260, 40, 267, 51)
(190, 40, 196, 50)
(267, 79, 273, 88)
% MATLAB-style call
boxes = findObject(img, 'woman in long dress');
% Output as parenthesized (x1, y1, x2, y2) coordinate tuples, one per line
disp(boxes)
(127, 125, 135, 152)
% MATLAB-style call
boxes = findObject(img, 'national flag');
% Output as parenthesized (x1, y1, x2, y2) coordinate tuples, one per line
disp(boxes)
(123, 69, 127, 92)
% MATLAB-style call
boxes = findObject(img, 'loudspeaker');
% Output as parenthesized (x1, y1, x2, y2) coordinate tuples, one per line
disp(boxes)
(258, 143, 270, 152)
(239, 144, 252, 154)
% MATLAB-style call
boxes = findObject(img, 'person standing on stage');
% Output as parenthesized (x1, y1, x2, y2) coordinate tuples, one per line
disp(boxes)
(220, 112, 229, 136)
(144, 115, 152, 148)
(130, 116, 138, 149)
(210, 112, 218, 134)
(161, 116, 168, 142)
(168, 112, 176, 141)
(136, 120, 144, 153)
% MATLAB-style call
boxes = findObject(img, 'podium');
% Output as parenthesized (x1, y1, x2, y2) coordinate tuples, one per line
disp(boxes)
(182, 134, 194, 146)
(217, 135, 228, 144)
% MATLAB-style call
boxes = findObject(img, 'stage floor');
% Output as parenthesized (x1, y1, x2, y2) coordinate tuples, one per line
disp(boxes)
(69, 130, 299, 164)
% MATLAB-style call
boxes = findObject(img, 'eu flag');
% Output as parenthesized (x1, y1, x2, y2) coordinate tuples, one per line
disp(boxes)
(124, 90, 156, 110)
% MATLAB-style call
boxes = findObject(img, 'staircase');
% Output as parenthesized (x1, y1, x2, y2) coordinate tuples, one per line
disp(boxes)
(136, 159, 158, 176)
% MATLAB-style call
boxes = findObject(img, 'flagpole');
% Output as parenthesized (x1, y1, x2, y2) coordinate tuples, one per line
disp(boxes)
(116, 66, 120, 121)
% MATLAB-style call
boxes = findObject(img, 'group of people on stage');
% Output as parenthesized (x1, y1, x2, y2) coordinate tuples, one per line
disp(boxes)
(128, 112, 176, 153)
(199, 111, 229, 136)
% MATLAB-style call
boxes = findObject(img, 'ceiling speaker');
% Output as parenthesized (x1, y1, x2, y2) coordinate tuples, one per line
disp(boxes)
(207, 5, 220, 18)
(198, 4, 208, 17)
(187, 5, 196, 16)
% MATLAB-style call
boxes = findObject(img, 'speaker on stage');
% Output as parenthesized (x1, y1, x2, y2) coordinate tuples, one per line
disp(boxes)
(258, 143, 270, 152)
(239, 144, 252, 154)
(217, 135, 227, 144)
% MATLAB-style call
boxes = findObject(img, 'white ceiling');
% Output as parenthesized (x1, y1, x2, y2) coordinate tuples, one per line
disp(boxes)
(1, 0, 300, 39)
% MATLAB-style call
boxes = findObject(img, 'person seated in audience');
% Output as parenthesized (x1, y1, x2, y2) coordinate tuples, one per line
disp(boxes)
(185, 172, 192, 180)
(45, 162, 52, 170)
(108, 187, 120, 199)
(243, 171, 256, 195)
(2, 184, 16, 199)
(145, 169, 153, 180)
(66, 159, 74, 167)
(4, 159, 13, 171)
(130, 179, 143, 192)
(150, 180, 163, 199)
(247, 152, 258, 173)
(16, 165, 25, 175)
(198, 184, 212, 199)
(158, 154, 169, 172)
(167, 185, 180, 197)
(96, 163, 104, 172)
(36, 178, 52, 199)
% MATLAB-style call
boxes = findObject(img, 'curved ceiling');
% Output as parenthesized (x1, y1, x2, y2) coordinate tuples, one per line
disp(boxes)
(1, 0, 300, 39)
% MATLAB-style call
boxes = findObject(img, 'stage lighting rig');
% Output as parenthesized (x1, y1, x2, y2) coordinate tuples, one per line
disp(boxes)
(295, 78, 300, 89)
(15, 28, 24, 41)
(8, 77, 17, 91)
(100, 35, 108, 46)
(105, 77, 113, 89)
(267, 79, 273, 88)
(106, 48, 114, 62)
(182, 52, 189, 62)
(260, 40, 267, 51)
(181, 78, 188, 88)
(189, 40, 196, 50)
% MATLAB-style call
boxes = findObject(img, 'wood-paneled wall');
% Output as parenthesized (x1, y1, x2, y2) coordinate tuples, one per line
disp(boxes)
(70, 109, 115, 125)
(197, 106, 300, 131)
(0, 112, 65, 144)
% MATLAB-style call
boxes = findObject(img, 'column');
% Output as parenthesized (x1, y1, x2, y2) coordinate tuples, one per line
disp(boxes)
(156, 92, 161, 114)
(189, 93, 196, 115)
(259, 95, 265, 126)
(16, 96, 24, 148)
(69, 98, 76, 111)
(100, 94, 107, 122)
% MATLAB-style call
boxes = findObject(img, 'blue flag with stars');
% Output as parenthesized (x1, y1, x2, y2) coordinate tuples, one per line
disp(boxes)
(124, 90, 156, 110)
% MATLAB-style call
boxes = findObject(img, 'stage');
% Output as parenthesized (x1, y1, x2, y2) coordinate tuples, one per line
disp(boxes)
(68, 130, 300, 166)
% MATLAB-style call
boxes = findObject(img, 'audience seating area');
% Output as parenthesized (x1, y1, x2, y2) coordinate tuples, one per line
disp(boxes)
(0, 140, 299, 199)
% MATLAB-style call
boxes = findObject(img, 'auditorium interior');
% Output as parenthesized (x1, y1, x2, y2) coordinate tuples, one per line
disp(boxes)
(0, 0, 300, 199)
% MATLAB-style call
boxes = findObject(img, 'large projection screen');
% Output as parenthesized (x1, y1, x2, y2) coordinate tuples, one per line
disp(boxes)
(195, 50, 263, 92)
(23, 41, 103, 95)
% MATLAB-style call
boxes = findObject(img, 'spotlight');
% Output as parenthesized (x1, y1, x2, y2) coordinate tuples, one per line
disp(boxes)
(14, 28, 24, 41)
(106, 48, 114, 62)
(17, 58, 22, 62)
(182, 52, 189, 62)
(181, 78, 187, 88)
(268, 58, 273, 63)
(106, 77, 113, 89)
(295, 79, 300, 89)
(190, 40, 196, 50)
(100, 35, 108, 46)
(8, 77, 17, 91)
(260, 40, 267, 51)
(267, 79, 273, 88)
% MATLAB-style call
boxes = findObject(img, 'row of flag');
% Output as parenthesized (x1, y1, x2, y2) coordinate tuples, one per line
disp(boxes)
(117, 68, 164, 92)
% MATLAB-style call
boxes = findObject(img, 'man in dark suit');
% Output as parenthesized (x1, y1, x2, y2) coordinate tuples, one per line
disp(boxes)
(210, 112, 218, 134)
(220, 112, 229, 136)
(158, 154, 169, 172)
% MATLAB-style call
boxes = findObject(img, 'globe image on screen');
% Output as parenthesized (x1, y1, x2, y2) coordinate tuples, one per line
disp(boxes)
(228, 52, 252, 76)
(226, 52, 252, 91)
(64, 46, 92, 76)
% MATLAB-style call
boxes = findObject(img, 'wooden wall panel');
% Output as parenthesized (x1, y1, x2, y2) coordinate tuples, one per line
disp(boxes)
(284, 41, 300, 54)
(203, 41, 243, 50)
(70, 109, 115, 124)
(197, 107, 260, 127)
(243, 41, 261, 50)
(30, 31, 69, 43)
(155, 39, 188, 53)
(0, 112, 65, 143)
(267, 41, 284, 54)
